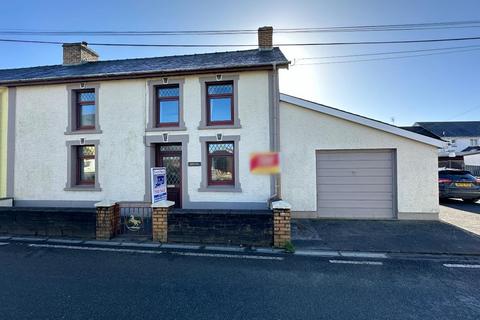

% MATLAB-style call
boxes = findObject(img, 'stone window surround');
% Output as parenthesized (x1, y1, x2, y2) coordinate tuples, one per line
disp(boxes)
(65, 83, 102, 135)
(198, 75, 241, 130)
(146, 78, 186, 132)
(199, 135, 242, 192)
(64, 139, 102, 191)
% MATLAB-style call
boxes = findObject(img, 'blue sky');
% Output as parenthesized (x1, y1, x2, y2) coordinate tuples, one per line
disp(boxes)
(1, 0, 479, 125)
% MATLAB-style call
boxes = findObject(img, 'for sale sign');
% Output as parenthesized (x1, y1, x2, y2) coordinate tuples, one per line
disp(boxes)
(151, 167, 167, 203)
(250, 152, 280, 175)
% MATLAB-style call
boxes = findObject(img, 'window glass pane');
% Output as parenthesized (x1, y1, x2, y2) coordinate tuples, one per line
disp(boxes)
(78, 91, 95, 102)
(209, 97, 232, 122)
(159, 100, 179, 123)
(210, 156, 234, 182)
(158, 86, 179, 97)
(208, 84, 233, 95)
(80, 158, 95, 182)
(79, 104, 96, 127)
(159, 144, 182, 152)
(79, 146, 95, 157)
(208, 143, 234, 155)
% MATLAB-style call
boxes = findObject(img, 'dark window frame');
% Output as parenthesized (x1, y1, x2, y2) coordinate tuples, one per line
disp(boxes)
(206, 141, 235, 186)
(76, 145, 96, 186)
(206, 81, 234, 126)
(75, 89, 96, 131)
(155, 84, 180, 128)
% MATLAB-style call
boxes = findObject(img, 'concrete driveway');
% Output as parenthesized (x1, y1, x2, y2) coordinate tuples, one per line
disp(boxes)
(293, 202, 480, 255)
(440, 199, 480, 236)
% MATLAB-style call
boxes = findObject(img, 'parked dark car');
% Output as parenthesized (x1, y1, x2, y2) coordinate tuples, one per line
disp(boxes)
(439, 169, 480, 203)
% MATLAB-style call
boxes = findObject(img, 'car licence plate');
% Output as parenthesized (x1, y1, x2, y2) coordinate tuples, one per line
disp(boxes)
(455, 182, 473, 188)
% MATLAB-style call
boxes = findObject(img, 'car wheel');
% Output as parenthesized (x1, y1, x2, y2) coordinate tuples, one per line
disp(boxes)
(463, 198, 480, 204)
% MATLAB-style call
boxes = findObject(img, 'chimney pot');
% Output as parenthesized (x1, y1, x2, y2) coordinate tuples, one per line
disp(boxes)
(62, 42, 99, 65)
(258, 26, 273, 50)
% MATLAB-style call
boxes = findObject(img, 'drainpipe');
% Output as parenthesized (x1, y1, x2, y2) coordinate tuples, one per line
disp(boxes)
(269, 63, 282, 203)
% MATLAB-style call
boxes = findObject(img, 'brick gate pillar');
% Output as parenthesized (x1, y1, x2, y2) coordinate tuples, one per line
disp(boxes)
(271, 200, 292, 248)
(95, 200, 119, 240)
(152, 200, 175, 243)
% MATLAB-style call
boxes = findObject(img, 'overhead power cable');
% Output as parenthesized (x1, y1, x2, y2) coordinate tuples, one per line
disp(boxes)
(295, 44, 480, 60)
(3, 35, 480, 47)
(2, 20, 480, 35)
(293, 47, 480, 65)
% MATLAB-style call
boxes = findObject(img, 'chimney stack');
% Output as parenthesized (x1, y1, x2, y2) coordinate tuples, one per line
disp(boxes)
(62, 42, 99, 65)
(258, 26, 273, 50)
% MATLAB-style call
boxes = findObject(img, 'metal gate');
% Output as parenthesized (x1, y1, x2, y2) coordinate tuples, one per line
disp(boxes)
(118, 202, 152, 238)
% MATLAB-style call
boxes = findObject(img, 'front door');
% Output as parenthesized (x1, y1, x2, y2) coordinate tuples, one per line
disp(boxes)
(156, 143, 182, 208)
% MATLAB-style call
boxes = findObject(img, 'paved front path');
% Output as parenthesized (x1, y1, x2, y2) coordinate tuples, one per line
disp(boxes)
(440, 200, 480, 236)
(292, 218, 480, 255)
(0, 242, 479, 320)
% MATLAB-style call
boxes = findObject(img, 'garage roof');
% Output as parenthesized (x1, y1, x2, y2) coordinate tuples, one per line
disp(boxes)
(280, 94, 444, 147)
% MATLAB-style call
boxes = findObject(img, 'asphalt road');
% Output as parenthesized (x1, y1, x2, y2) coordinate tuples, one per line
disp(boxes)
(0, 243, 479, 320)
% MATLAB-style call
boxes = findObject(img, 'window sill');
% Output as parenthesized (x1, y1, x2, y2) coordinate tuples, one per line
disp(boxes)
(145, 126, 187, 132)
(65, 129, 103, 135)
(198, 186, 242, 193)
(197, 124, 242, 130)
(64, 186, 102, 192)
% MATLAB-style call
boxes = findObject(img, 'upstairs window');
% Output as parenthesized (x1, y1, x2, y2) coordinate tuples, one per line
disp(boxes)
(156, 85, 180, 127)
(206, 82, 234, 126)
(207, 142, 235, 186)
(77, 145, 96, 185)
(76, 90, 96, 130)
(471, 138, 479, 146)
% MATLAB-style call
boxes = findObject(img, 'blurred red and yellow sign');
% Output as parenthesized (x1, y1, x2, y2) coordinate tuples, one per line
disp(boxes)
(250, 152, 280, 174)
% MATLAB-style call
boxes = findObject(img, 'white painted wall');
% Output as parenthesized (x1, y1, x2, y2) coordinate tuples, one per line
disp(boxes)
(13, 71, 271, 206)
(280, 101, 439, 218)
(464, 153, 480, 166)
(14, 80, 146, 203)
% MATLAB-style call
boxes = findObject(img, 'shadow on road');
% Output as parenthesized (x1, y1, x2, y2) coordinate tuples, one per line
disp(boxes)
(440, 198, 480, 215)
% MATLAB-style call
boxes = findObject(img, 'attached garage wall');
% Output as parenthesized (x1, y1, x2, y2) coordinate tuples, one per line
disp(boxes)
(280, 101, 439, 220)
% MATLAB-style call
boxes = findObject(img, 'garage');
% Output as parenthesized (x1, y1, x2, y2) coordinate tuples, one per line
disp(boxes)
(316, 150, 395, 219)
(280, 94, 443, 220)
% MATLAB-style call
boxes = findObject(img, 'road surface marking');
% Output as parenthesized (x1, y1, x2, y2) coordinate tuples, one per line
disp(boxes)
(329, 259, 383, 266)
(0, 242, 9, 246)
(339, 252, 388, 259)
(295, 250, 340, 257)
(170, 251, 283, 260)
(29, 244, 163, 254)
(443, 263, 480, 269)
(28, 244, 283, 261)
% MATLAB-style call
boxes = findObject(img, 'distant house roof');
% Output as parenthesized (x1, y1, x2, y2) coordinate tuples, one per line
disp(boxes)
(461, 146, 480, 153)
(400, 126, 444, 140)
(414, 121, 480, 137)
(280, 94, 444, 147)
(0, 48, 289, 86)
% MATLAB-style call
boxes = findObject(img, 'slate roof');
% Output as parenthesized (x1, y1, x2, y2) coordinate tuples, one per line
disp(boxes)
(0, 48, 289, 85)
(400, 126, 443, 140)
(461, 146, 480, 153)
(414, 121, 480, 137)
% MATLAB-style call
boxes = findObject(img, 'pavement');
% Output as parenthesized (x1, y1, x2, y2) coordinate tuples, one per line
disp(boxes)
(0, 241, 479, 320)
(440, 198, 480, 236)
(293, 202, 480, 256)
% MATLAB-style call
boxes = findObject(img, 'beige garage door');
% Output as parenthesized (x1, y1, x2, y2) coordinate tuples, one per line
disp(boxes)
(316, 150, 395, 219)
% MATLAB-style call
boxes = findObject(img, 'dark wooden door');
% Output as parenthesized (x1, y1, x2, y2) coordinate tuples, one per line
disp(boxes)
(156, 144, 182, 208)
